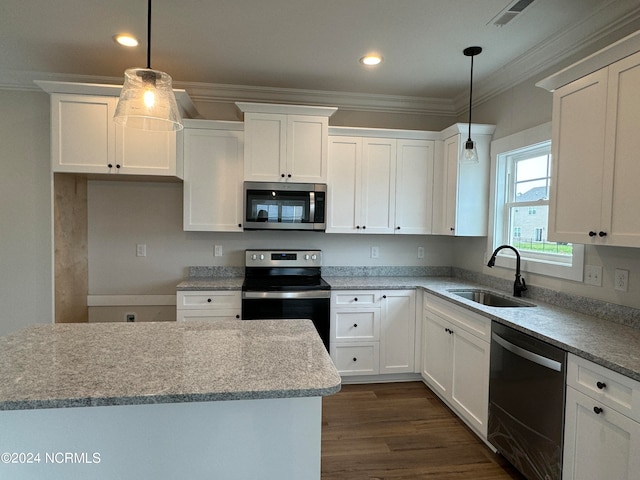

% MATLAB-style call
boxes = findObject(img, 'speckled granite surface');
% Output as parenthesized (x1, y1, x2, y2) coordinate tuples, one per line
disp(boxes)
(0, 320, 341, 411)
(176, 270, 640, 383)
(407, 277, 640, 383)
(177, 276, 244, 290)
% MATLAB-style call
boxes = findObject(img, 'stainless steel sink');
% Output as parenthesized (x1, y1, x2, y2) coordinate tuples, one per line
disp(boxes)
(448, 289, 535, 308)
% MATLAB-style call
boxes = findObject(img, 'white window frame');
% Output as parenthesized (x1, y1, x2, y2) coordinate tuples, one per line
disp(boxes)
(488, 122, 584, 282)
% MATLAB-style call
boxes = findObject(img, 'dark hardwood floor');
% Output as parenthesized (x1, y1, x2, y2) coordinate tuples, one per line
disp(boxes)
(321, 382, 525, 480)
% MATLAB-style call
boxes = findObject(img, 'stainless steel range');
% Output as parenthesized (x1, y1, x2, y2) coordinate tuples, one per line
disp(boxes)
(241, 249, 330, 349)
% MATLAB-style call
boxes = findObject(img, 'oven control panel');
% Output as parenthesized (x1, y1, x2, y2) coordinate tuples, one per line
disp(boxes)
(245, 249, 322, 267)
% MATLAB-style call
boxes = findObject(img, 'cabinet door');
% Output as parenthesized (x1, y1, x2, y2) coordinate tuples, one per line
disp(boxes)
(287, 115, 328, 182)
(548, 69, 608, 243)
(116, 126, 177, 176)
(439, 135, 459, 235)
(183, 128, 244, 231)
(603, 51, 640, 247)
(327, 136, 360, 233)
(360, 138, 396, 234)
(421, 311, 452, 397)
(563, 386, 640, 480)
(380, 290, 415, 374)
(395, 140, 434, 234)
(450, 326, 490, 437)
(51, 94, 116, 173)
(243, 112, 286, 181)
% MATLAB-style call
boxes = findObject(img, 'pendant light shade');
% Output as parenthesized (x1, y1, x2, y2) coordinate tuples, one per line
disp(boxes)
(114, 0, 183, 131)
(461, 46, 482, 164)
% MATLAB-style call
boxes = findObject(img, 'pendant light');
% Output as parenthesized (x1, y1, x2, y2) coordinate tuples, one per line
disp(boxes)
(114, 0, 183, 131)
(461, 46, 482, 164)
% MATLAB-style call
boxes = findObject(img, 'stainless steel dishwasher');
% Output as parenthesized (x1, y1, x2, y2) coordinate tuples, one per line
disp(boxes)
(488, 322, 567, 480)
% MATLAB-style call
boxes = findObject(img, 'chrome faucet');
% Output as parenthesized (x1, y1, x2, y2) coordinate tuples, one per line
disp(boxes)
(487, 245, 527, 297)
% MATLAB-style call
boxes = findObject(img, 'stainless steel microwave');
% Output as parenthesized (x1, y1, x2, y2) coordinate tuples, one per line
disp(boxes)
(243, 182, 327, 231)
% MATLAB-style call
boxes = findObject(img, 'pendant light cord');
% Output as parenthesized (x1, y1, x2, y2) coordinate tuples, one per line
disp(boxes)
(467, 53, 474, 142)
(146, 0, 152, 69)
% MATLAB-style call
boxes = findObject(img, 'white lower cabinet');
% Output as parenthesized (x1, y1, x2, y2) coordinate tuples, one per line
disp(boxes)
(330, 289, 415, 377)
(563, 354, 640, 480)
(176, 290, 241, 321)
(421, 294, 490, 438)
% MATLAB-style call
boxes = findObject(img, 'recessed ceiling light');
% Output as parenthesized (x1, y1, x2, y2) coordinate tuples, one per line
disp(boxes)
(113, 34, 139, 47)
(360, 54, 383, 66)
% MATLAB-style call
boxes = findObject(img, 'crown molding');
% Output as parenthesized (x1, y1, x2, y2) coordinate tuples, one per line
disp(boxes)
(454, 3, 640, 112)
(3, 7, 640, 119)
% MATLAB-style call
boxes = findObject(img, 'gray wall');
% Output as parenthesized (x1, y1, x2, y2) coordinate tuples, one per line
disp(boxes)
(0, 90, 52, 336)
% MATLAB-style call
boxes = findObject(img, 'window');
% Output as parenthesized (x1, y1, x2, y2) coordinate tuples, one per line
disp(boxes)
(490, 123, 583, 281)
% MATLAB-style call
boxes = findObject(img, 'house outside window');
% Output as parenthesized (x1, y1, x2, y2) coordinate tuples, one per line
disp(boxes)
(490, 123, 584, 281)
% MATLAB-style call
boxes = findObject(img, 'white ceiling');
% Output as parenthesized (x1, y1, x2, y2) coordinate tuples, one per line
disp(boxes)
(2, 0, 640, 114)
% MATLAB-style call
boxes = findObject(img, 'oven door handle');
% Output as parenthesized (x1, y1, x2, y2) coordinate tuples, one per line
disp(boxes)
(492, 332, 562, 372)
(242, 290, 331, 300)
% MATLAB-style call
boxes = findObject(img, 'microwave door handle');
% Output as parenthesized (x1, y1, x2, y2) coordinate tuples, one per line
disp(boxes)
(309, 191, 315, 221)
(491, 332, 562, 372)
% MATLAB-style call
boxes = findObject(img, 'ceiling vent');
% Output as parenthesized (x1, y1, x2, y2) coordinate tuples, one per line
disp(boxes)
(489, 0, 535, 26)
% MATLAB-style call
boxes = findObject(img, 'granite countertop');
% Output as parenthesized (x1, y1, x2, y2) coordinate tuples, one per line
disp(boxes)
(176, 274, 640, 382)
(0, 319, 341, 411)
(176, 276, 244, 290)
(327, 275, 640, 382)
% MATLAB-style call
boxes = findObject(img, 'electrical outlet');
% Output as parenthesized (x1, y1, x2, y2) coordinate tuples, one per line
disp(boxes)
(585, 265, 603, 287)
(214, 245, 223, 257)
(136, 244, 146, 257)
(615, 269, 629, 292)
(371, 246, 379, 258)
(417, 246, 425, 259)
(125, 312, 136, 322)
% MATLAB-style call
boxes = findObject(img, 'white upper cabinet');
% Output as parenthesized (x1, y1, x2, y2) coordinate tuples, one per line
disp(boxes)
(433, 124, 495, 236)
(542, 39, 640, 247)
(395, 139, 434, 234)
(327, 130, 435, 235)
(49, 93, 178, 177)
(237, 102, 337, 183)
(181, 121, 244, 232)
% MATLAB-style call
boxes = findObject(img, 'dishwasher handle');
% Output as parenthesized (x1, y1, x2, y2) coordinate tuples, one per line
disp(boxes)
(492, 332, 562, 372)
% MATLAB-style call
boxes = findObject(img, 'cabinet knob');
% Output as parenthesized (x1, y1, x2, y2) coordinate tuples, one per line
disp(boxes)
(354, 297, 358, 302)
(450, 227, 455, 232)
(235, 315, 240, 319)
(116, 164, 121, 169)
(238, 224, 242, 228)
(382, 295, 387, 299)
(362, 226, 366, 230)
(352, 357, 357, 362)
(107, 163, 113, 168)
(353, 323, 358, 328)
(287, 174, 292, 178)
(281, 173, 285, 178)
(589, 231, 597, 237)
(207, 298, 212, 303)
(596, 381, 607, 390)
(356, 226, 360, 229)
(593, 406, 603, 414)
(599, 231, 607, 237)
(396, 226, 401, 230)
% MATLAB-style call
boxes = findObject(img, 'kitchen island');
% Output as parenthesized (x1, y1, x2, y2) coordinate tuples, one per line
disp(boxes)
(0, 319, 341, 480)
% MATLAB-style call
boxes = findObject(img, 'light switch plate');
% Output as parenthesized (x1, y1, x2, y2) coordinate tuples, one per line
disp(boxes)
(214, 245, 223, 257)
(136, 244, 146, 257)
(584, 265, 602, 287)
(371, 246, 379, 258)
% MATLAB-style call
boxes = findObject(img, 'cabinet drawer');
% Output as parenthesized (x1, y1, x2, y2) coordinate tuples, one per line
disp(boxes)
(333, 309, 379, 341)
(567, 353, 640, 423)
(332, 290, 379, 307)
(177, 309, 242, 321)
(424, 293, 490, 341)
(331, 342, 379, 376)
(177, 291, 241, 310)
